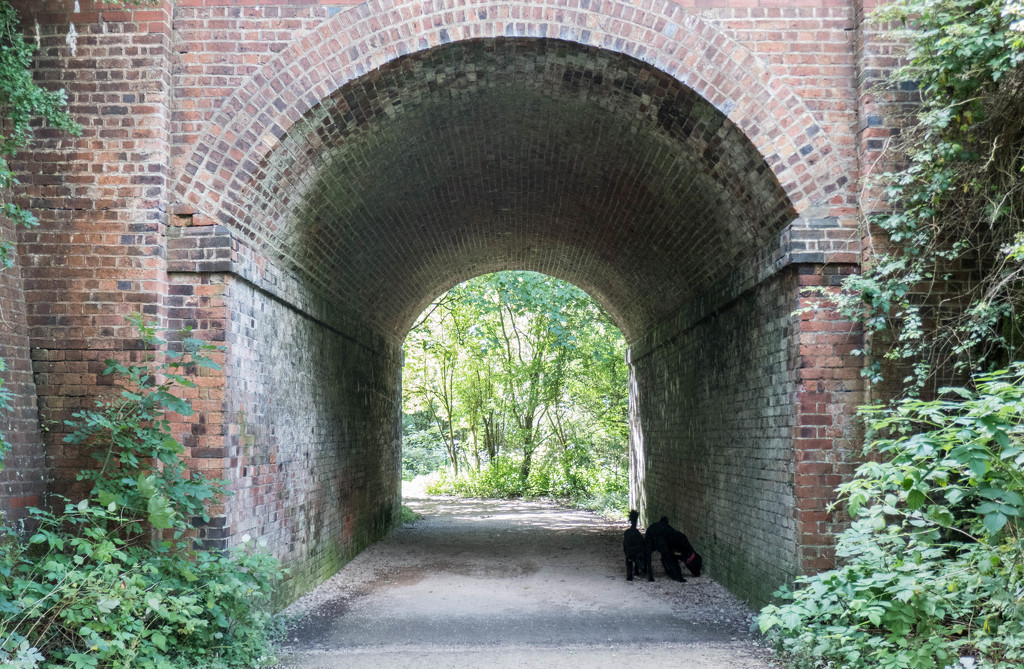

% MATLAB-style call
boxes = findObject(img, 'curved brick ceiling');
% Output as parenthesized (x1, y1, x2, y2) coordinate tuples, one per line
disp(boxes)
(239, 38, 796, 342)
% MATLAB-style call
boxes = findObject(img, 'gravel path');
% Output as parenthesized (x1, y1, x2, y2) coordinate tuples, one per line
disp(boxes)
(273, 487, 782, 668)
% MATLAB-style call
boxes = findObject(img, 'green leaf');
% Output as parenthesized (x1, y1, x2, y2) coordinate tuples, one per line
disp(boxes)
(758, 614, 780, 633)
(138, 473, 157, 499)
(151, 631, 167, 651)
(983, 512, 1008, 535)
(147, 493, 174, 529)
(96, 488, 118, 507)
(96, 597, 120, 613)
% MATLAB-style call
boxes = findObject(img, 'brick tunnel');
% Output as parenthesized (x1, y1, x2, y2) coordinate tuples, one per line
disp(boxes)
(0, 0, 880, 608)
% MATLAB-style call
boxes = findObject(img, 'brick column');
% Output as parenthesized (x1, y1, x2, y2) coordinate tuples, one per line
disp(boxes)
(12, 0, 174, 495)
(792, 263, 864, 572)
(0, 220, 47, 526)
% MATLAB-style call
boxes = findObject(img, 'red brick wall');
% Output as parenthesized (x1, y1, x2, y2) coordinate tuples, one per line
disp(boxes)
(0, 220, 46, 527)
(0, 0, 882, 607)
(792, 263, 863, 573)
(10, 0, 174, 494)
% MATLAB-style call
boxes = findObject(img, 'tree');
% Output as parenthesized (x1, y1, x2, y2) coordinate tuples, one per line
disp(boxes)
(402, 272, 629, 510)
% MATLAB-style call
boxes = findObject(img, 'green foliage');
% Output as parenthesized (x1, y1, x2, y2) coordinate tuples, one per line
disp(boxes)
(68, 314, 226, 536)
(401, 415, 448, 481)
(0, 318, 284, 668)
(404, 271, 628, 510)
(831, 0, 1024, 392)
(428, 456, 528, 498)
(400, 505, 422, 524)
(426, 451, 629, 516)
(759, 366, 1024, 668)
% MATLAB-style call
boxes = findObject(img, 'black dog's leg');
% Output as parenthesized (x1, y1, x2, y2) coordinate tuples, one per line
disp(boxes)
(626, 557, 634, 581)
(661, 553, 686, 582)
(645, 544, 655, 581)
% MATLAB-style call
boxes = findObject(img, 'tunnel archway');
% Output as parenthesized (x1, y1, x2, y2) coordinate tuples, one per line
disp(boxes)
(400, 269, 631, 497)
(231, 37, 795, 340)
(167, 33, 861, 607)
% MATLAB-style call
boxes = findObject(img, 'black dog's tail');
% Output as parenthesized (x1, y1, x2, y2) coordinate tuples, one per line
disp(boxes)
(628, 509, 639, 529)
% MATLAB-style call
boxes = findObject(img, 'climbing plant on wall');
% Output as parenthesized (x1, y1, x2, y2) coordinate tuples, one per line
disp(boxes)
(760, 0, 1024, 666)
(840, 0, 1024, 393)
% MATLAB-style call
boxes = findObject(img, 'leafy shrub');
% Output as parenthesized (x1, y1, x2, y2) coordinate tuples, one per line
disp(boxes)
(759, 366, 1024, 668)
(427, 455, 527, 498)
(529, 444, 596, 499)
(426, 447, 629, 516)
(0, 317, 284, 668)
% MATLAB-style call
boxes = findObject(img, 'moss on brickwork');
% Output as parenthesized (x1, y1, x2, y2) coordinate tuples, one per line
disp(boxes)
(223, 279, 402, 606)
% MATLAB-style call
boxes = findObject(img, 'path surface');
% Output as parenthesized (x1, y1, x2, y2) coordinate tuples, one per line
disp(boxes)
(274, 489, 782, 668)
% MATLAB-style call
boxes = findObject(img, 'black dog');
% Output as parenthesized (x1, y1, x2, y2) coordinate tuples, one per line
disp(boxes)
(666, 526, 703, 577)
(623, 510, 648, 581)
(644, 516, 684, 582)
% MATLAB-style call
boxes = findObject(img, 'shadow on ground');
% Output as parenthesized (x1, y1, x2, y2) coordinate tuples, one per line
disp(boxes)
(273, 491, 781, 669)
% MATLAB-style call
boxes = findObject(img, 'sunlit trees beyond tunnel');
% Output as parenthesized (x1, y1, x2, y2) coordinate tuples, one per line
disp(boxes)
(402, 272, 629, 513)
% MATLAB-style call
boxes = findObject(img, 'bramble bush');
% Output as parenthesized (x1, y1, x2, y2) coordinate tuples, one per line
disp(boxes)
(759, 366, 1024, 668)
(0, 316, 284, 668)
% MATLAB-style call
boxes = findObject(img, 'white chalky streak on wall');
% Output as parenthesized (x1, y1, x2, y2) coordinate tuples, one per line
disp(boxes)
(66, 23, 77, 57)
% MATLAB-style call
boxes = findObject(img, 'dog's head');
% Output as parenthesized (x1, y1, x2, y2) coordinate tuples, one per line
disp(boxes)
(628, 509, 639, 526)
(686, 553, 703, 577)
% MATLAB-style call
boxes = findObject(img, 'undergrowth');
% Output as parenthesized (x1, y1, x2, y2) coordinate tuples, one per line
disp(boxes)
(761, 367, 1024, 668)
(0, 316, 284, 668)
(426, 452, 629, 517)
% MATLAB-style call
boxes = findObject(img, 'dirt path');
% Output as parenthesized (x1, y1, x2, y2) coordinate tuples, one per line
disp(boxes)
(274, 490, 782, 668)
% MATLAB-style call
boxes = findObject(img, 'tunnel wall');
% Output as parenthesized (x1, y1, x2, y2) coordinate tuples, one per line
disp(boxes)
(164, 224, 403, 602)
(630, 263, 862, 607)
(0, 0, 884, 608)
(222, 279, 403, 601)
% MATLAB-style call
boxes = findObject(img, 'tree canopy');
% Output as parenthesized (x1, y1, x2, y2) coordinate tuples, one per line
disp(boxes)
(402, 272, 629, 513)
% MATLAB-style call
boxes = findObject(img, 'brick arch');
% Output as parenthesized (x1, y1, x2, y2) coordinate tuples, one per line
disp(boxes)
(173, 0, 845, 224)
(156, 1, 864, 609)
(219, 37, 799, 343)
